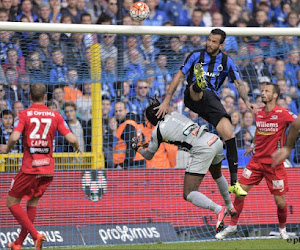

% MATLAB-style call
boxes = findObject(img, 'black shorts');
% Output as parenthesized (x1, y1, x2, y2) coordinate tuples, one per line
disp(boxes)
(184, 88, 231, 128)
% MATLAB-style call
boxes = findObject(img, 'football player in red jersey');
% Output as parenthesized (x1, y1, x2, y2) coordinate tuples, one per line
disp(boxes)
(0, 83, 80, 250)
(216, 82, 297, 240)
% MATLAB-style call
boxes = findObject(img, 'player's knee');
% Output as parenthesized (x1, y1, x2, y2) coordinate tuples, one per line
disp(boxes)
(275, 199, 286, 208)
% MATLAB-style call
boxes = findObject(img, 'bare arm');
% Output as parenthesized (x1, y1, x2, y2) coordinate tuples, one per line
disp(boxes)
(272, 116, 300, 166)
(0, 131, 21, 154)
(155, 70, 184, 118)
(234, 79, 257, 113)
(244, 131, 256, 156)
(64, 133, 81, 153)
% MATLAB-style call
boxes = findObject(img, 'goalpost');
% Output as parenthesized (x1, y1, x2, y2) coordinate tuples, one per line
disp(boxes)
(0, 22, 299, 248)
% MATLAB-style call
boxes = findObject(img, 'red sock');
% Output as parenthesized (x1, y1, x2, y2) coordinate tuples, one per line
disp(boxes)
(277, 205, 287, 229)
(15, 206, 37, 246)
(230, 198, 245, 226)
(9, 204, 38, 240)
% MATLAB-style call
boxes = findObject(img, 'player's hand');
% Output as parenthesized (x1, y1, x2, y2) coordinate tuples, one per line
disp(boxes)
(246, 102, 258, 114)
(154, 101, 169, 119)
(271, 147, 291, 167)
(244, 147, 254, 156)
(0, 145, 8, 154)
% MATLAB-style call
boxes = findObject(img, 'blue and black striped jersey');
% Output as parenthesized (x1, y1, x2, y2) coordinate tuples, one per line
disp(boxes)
(180, 49, 240, 95)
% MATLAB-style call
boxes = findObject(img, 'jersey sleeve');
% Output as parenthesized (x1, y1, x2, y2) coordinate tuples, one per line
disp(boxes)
(57, 114, 71, 136)
(227, 57, 240, 82)
(180, 52, 197, 75)
(147, 127, 160, 154)
(285, 110, 297, 124)
(13, 111, 25, 133)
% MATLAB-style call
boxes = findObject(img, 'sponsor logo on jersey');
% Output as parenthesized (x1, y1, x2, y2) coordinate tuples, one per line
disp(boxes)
(256, 121, 279, 133)
(206, 135, 218, 146)
(257, 115, 263, 118)
(275, 110, 282, 112)
(29, 147, 50, 154)
(204, 71, 220, 77)
(272, 179, 284, 190)
(270, 115, 278, 120)
(27, 111, 33, 116)
(242, 168, 252, 179)
(32, 158, 50, 167)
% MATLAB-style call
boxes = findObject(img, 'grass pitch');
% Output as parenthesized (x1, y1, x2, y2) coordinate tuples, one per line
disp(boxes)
(52, 238, 298, 250)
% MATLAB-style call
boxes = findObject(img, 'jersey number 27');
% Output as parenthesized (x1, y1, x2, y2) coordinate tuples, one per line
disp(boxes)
(29, 118, 52, 139)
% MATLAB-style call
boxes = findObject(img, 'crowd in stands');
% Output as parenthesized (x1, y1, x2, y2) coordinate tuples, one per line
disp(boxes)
(0, 0, 299, 168)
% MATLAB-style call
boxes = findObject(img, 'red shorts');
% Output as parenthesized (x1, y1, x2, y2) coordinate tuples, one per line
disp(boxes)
(239, 158, 288, 195)
(8, 170, 53, 200)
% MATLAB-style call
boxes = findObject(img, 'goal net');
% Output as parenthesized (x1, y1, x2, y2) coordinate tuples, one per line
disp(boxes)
(0, 23, 299, 248)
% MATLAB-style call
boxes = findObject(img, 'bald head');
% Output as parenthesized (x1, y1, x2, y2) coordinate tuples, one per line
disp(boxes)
(30, 83, 47, 103)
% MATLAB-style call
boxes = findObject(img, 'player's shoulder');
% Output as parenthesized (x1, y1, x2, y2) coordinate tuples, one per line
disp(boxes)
(187, 49, 204, 60)
(275, 106, 297, 118)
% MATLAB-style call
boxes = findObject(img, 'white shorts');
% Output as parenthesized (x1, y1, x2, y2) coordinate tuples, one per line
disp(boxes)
(185, 133, 224, 175)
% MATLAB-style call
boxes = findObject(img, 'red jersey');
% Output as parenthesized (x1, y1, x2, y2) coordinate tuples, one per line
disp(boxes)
(253, 105, 297, 164)
(14, 104, 71, 175)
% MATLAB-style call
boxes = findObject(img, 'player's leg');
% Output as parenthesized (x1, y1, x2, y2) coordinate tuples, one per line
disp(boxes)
(209, 162, 234, 212)
(274, 195, 289, 239)
(14, 196, 41, 246)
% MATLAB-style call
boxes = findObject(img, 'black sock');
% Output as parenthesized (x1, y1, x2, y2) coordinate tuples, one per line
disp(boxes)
(192, 82, 203, 93)
(225, 138, 238, 186)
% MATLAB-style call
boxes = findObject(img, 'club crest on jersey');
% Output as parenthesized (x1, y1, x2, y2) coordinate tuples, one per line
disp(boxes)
(217, 64, 223, 72)
(27, 111, 33, 116)
(272, 180, 284, 190)
(270, 115, 278, 120)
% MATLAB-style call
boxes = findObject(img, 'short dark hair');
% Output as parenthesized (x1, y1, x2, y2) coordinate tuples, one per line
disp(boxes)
(1, 109, 13, 118)
(30, 83, 46, 102)
(64, 102, 76, 111)
(211, 28, 226, 44)
(81, 12, 91, 22)
(266, 82, 280, 99)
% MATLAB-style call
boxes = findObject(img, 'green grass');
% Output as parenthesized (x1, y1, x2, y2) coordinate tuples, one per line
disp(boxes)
(45, 239, 299, 250)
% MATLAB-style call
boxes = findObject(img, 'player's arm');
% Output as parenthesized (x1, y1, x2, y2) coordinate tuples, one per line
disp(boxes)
(0, 131, 21, 154)
(155, 70, 184, 119)
(64, 132, 81, 153)
(244, 131, 256, 156)
(234, 79, 257, 113)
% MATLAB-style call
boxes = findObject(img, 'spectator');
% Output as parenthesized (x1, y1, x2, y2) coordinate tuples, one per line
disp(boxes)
(4, 67, 18, 105)
(250, 10, 268, 27)
(64, 68, 82, 102)
(269, 0, 286, 27)
(86, 0, 105, 24)
(0, 109, 20, 152)
(1, 0, 14, 21)
(123, 0, 133, 15)
(81, 13, 100, 48)
(241, 110, 255, 137)
(102, 57, 117, 99)
(223, 95, 236, 114)
(222, 0, 241, 27)
(102, 95, 115, 168)
(139, 34, 160, 65)
(36, 2, 52, 23)
(198, 0, 213, 26)
(49, 0, 62, 23)
(154, 21, 174, 54)
(238, 97, 247, 115)
(123, 35, 142, 67)
(78, 47, 91, 82)
(285, 49, 300, 86)
(49, 32, 70, 60)
(144, 0, 169, 26)
(111, 81, 137, 116)
(155, 53, 172, 96)
(125, 49, 144, 83)
(236, 128, 253, 149)
(49, 47, 70, 87)
(189, 8, 205, 26)
(230, 110, 241, 135)
(166, 36, 187, 68)
(113, 101, 146, 169)
(271, 60, 292, 86)
(100, 33, 117, 65)
(96, 12, 112, 25)
(34, 32, 51, 72)
(60, 14, 74, 44)
(132, 80, 150, 121)
(16, 0, 38, 22)
(104, 0, 118, 24)
(12, 101, 24, 122)
(2, 48, 25, 77)
(75, 80, 91, 122)
(162, 0, 189, 26)
(53, 85, 65, 111)
(17, 73, 30, 108)
(64, 102, 85, 152)
(68, 32, 86, 69)
(144, 64, 161, 98)
(122, 13, 133, 25)
(76, 0, 87, 14)
(0, 84, 10, 111)
(26, 51, 46, 84)
(0, 31, 24, 67)
(0, 8, 9, 21)
(61, 0, 83, 24)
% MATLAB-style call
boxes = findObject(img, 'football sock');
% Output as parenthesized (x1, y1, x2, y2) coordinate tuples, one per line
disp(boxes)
(187, 191, 222, 214)
(15, 206, 37, 246)
(230, 198, 244, 226)
(277, 205, 287, 229)
(9, 204, 38, 240)
(215, 175, 234, 210)
(225, 138, 238, 186)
